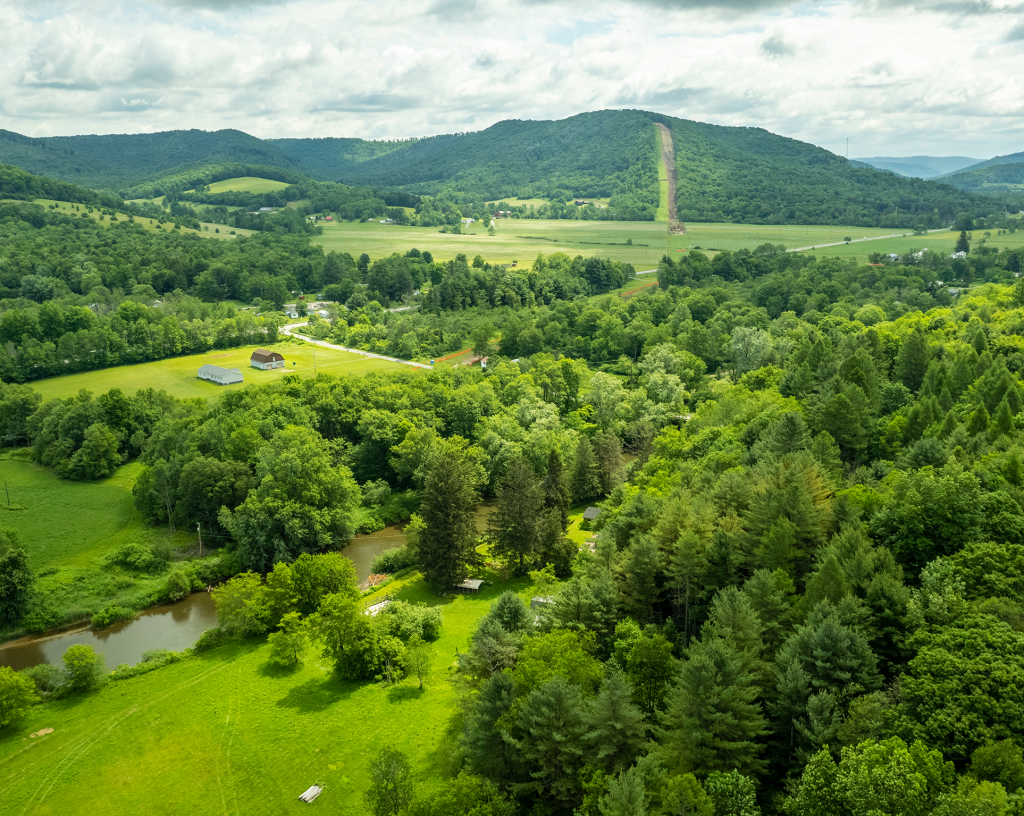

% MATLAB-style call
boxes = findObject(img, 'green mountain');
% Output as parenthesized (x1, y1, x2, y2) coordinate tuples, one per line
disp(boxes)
(2, 110, 1018, 228)
(943, 159, 1024, 193)
(853, 155, 982, 179)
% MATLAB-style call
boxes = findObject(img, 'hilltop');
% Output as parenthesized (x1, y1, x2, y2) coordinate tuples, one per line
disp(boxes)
(853, 155, 982, 179)
(2, 110, 1019, 228)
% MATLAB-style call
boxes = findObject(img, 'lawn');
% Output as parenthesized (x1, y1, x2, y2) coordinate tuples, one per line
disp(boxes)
(202, 177, 290, 195)
(313, 219, 909, 269)
(21, 199, 256, 241)
(29, 339, 413, 403)
(0, 572, 534, 816)
(791, 228, 1024, 264)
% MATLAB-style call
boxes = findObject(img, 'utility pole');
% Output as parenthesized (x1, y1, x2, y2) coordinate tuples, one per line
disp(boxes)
(313, 351, 317, 375)
(846, 138, 849, 159)
(4, 480, 8, 507)
(197, 522, 203, 558)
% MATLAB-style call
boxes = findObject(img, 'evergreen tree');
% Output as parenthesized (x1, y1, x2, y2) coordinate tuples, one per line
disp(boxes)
(463, 672, 518, 784)
(655, 635, 767, 776)
(514, 676, 588, 809)
(666, 531, 708, 643)
(488, 456, 543, 572)
(572, 437, 602, 504)
(896, 330, 929, 393)
(955, 230, 970, 254)
(764, 412, 812, 457)
(993, 397, 1015, 439)
(967, 402, 990, 435)
(756, 517, 797, 577)
(742, 569, 795, 654)
(951, 351, 978, 397)
(583, 666, 647, 774)
(973, 327, 989, 355)
(600, 765, 649, 816)
(541, 449, 571, 531)
(593, 431, 625, 496)
(623, 536, 662, 624)
(419, 441, 482, 588)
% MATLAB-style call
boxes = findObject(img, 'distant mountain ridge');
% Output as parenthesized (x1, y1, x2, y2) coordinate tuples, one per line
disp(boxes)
(1, 111, 1018, 228)
(853, 156, 983, 179)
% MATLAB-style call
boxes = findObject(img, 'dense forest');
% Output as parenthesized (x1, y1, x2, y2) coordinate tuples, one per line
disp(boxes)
(7, 242, 1024, 813)
(945, 162, 1024, 193)
(7, 111, 1018, 228)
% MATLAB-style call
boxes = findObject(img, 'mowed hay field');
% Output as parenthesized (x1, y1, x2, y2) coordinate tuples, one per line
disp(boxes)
(202, 177, 290, 194)
(29, 340, 415, 403)
(0, 457, 188, 571)
(0, 573, 532, 816)
(313, 219, 909, 267)
(789, 227, 1024, 263)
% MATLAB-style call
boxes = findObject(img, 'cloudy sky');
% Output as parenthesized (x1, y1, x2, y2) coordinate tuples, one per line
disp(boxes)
(2, 0, 1023, 159)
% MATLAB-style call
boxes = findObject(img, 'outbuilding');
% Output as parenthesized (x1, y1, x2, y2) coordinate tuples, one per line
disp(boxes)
(198, 364, 243, 385)
(250, 349, 285, 370)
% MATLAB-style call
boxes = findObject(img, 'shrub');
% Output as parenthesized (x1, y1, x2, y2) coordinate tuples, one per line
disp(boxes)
(20, 597, 66, 633)
(0, 666, 39, 729)
(375, 601, 443, 642)
(62, 644, 106, 693)
(193, 627, 233, 654)
(165, 570, 192, 602)
(371, 546, 417, 575)
(108, 541, 169, 573)
(91, 605, 135, 629)
(21, 663, 64, 696)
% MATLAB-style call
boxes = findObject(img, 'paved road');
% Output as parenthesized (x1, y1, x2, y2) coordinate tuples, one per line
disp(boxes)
(280, 323, 433, 370)
(636, 269, 658, 276)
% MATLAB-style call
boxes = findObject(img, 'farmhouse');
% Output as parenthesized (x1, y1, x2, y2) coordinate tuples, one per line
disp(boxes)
(198, 364, 243, 385)
(258, 207, 275, 213)
(250, 349, 285, 370)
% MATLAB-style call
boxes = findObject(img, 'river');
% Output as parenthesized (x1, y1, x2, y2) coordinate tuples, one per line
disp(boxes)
(0, 524, 411, 672)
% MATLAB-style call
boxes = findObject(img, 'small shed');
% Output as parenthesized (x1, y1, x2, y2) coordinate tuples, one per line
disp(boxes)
(582, 507, 602, 521)
(198, 364, 243, 385)
(251, 349, 285, 370)
(454, 579, 484, 594)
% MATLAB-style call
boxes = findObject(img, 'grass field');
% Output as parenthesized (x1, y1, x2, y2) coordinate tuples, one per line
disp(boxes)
(0, 568, 536, 816)
(201, 177, 290, 195)
(655, 127, 670, 223)
(29, 340, 413, 403)
(313, 219, 912, 268)
(13, 199, 256, 241)
(790, 228, 1024, 263)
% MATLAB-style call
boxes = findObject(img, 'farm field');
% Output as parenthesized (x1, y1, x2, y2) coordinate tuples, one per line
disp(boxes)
(29, 340, 413, 403)
(313, 219, 910, 267)
(790, 228, 1024, 263)
(10, 199, 256, 240)
(201, 176, 290, 194)
(0, 571, 534, 816)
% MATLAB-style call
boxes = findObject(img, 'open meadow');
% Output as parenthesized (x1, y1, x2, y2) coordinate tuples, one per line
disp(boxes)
(0, 569, 538, 816)
(313, 219, 912, 267)
(790, 227, 1024, 263)
(202, 177, 290, 195)
(29, 340, 413, 403)
(15, 199, 256, 240)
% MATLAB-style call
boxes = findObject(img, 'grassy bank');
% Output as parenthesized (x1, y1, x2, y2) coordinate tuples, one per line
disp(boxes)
(0, 571, 531, 816)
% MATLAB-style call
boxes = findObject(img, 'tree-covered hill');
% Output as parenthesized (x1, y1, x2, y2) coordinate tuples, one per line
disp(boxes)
(0, 163, 124, 209)
(943, 160, 1024, 193)
(3, 111, 1020, 227)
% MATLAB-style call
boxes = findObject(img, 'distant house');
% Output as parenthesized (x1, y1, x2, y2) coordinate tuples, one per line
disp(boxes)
(380, 218, 394, 224)
(324, 216, 333, 221)
(250, 349, 285, 370)
(462, 218, 474, 225)
(951, 251, 968, 259)
(285, 308, 300, 319)
(582, 506, 602, 521)
(258, 207, 275, 213)
(317, 309, 330, 318)
(574, 200, 589, 206)
(198, 364, 243, 385)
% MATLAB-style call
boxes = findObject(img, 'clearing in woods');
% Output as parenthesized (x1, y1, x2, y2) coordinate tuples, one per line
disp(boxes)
(654, 123, 683, 234)
(200, 177, 291, 195)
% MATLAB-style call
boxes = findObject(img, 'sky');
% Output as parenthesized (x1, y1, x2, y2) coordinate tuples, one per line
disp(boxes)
(2, 0, 1023, 159)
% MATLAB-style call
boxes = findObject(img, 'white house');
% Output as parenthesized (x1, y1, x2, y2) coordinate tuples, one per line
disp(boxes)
(250, 349, 285, 370)
(198, 364, 243, 385)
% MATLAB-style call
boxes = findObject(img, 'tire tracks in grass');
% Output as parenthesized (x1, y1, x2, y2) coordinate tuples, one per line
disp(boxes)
(13, 661, 231, 816)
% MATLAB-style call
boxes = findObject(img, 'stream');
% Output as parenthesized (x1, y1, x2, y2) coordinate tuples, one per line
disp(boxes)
(0, 524, 410, 672)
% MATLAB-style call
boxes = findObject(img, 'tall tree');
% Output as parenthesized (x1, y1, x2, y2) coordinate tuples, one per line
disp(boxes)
(582, 666, 647, 775)
(0, 529, 34, 625)
(419, 439, 483, 588)
(488, 456, 544, 573)
(896, 329, 929, 393)
(572, 436, 603, 504)
(365, 747, 415, 816)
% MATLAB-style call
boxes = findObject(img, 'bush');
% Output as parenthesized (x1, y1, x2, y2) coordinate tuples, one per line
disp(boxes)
(62, 644, 106, 693)
(165, 570, 192, 602)
(20, 597, 66, 633)
(111, 648, 183, 681)
(371, 546, 418, 575)
(0, 666, 39, 729)
(91, 605, 135, 629)
(193, 627, 233, 654)
(375, 601, 443, 642)
(108, 541, 170, 573)
(21, 663, 64, 696)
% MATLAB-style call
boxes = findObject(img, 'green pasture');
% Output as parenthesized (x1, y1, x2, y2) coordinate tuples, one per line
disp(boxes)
(484, 198, 550, 209)
(314, 219, 910, 268)
(0, 571, 535, 816)
(23, 199, 255, 241)
(793, 229, 1024, 264)
(29, 340, 412, 403)
(201, 177, 290, 195)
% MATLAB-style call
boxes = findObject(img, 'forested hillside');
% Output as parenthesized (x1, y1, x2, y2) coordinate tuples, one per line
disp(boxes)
(945, 161, 1024, 193)
(3, 111, 1020, 228)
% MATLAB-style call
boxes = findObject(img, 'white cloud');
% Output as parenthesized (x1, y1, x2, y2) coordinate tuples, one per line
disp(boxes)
(0, 0, 1021, 158)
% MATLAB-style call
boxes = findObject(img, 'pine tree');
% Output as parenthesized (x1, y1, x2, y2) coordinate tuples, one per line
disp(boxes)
(951, 352, 978, 398)
(541, 450, 571, 531)
(765, 412, 812, 457)
(801, 552, 851, 612)
(973, 328, 989, 355)
(593, 431, 625, 495)
(462, 672, 517, 784)
(993, 397, 1015, 439)
(938, 386, 954, 413)
(967, 402, 990, 435)
(418, 443, 482, 588)
(654, 635, 768, 776)
(896, 329, 929, 393)
(571, 437, 602, 503)
(666, 530, 708, 643)
(955, 230, 970, 254)
(583, 666, 647, 774)
(742, 569, 795, 654)
(755, 517, 797, 577)
(488, 456, 543, 572)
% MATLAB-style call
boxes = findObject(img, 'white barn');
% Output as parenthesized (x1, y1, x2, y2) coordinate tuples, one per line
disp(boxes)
(250, 349, 285, 370)
(198, 364, 243, 385)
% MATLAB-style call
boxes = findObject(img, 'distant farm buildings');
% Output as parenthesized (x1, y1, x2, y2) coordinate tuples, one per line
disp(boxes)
(250, 349, 285, 370)
(198, 364, 243, 385)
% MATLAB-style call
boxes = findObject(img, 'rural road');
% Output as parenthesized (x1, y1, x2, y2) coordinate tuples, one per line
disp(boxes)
(786, 228, 950, 252)
(280, 323, 433, 369)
